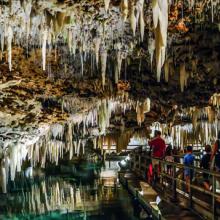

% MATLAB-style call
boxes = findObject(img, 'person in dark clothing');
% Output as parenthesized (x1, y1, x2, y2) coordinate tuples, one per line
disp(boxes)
(200, 145, 211, 190)
(165, 145, 174, 175)
(211, 131, 220, 171)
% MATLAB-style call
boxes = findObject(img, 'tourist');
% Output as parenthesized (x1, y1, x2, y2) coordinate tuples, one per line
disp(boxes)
(172, 146, 180, 163)
(183, 145, 195, 193)
(165, 145, 174, 175)
(211, 131, 220, 172)
(200, 145, 211, 191)
(149, 130, 166, 184)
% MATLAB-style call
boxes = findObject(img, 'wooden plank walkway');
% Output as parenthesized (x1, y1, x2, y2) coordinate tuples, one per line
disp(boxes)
(119, 171, 204, 220)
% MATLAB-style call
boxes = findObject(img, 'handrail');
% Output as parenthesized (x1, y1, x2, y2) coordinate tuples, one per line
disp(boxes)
(132, 151, 220, 178)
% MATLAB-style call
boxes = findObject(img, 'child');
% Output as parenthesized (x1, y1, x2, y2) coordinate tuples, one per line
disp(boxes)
(165, 145, 174, 175)
(200, 145, 211, 191)
(184, 146, 195, 193)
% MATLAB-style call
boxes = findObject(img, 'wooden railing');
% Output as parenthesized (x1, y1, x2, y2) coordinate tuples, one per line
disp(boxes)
(130, 148, 220, 220)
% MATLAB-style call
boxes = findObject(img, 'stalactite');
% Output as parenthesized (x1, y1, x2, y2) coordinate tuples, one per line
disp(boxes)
(210, 93, 220, 108)
(115, 50, 123, 83)
(10, 145, 18, 181)
(130, 1, 136, 37)
(92, 138, 97, 149)
(180, 63, 186, 92)
(116, 131, 132, 153)
(140, 10, 145, 42)
(136, 102, 145, 126)
(164, 60, 169, 82)
(191, 107, 199, 130)
(1, 160, 7, 193)
(42, 29, 47, 71)
(152, 0, 168, 82)
(94, 37, 101, 68)
(104, 0, 110, 12)
(0, 27, 4, 60)
(76, 140, 81, 157)
(7, 26, 13, 71)
(100, 50, 107, 87)
(205, 106, 215, 123)
(143, 98, 151, 113)
(68, 29, 73, 53)
(148, 38, 155, 71)
(120, 0, 128, 21)
(68, 122, 73, 160)
(136, 0, 145, 42)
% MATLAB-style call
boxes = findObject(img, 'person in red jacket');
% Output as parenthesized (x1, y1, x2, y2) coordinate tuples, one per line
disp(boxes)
(148, 130, 166, 184)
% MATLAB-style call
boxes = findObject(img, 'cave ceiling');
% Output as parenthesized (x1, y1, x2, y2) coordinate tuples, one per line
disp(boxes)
(0, 0, 220, 151)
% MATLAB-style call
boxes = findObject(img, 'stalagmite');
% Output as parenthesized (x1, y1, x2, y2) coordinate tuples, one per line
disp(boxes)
(7, 26, 13, 71)
(42, 29, 48, 71)
(100, 50, 107, 87)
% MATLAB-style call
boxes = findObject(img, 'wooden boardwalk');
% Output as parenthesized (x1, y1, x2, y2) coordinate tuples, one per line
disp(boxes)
(119, 171, 204, 220)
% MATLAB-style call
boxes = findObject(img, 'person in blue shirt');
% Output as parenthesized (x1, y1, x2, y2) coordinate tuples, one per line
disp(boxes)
(184, 145, 195, 193)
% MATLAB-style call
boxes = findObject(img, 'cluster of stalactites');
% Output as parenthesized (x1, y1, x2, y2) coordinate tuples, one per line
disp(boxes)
(128, 0, 145, 41)
(171, 121, 219, 148)
(0, 25, 13, 71)
(210, 93, 220, 108)
(155, 120, 219, 149)
(136, 98, 151, 126)
(99, 130, 133, 153)
(97, 97, 132, 134)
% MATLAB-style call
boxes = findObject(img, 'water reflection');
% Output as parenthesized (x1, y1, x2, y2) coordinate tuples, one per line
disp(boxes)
(0, 174, 138, 220)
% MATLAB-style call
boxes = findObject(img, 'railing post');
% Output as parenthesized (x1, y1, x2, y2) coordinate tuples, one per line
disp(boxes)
(189, 167, 193, 209)
(138, 155, 141, 171)
(172, 164, 177, 202)
(212, 174, 216, 220)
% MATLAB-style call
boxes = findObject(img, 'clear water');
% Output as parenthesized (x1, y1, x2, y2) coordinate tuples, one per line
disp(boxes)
(0, 164, 140, 220)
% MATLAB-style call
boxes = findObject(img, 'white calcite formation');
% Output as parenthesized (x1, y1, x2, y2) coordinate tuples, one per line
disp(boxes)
(0, 93, 151, 193)
(152, 0, 168, 82)
(6, 26, 13, 71)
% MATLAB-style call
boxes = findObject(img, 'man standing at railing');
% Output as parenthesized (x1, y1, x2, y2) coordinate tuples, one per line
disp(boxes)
(148, 130, 166, 184)
(211, 131, 220, 172)
(184, 145, 195, 193)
